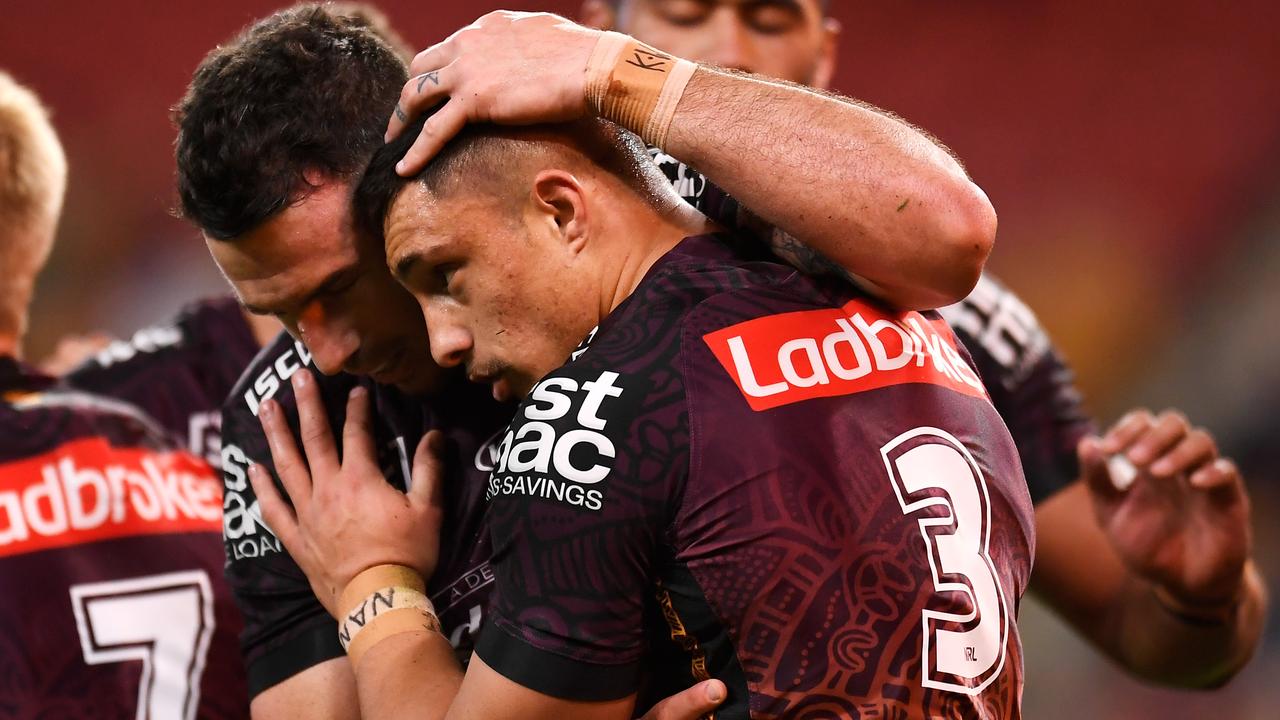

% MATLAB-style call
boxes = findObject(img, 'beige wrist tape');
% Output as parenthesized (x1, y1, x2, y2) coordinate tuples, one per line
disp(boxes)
(338, 565, 441, 667)
(584, 31, 697, 148)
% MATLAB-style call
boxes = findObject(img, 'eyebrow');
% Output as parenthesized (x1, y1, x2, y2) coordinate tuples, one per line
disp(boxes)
(241, 263, 361, 317)
(393, 254, 420, 284)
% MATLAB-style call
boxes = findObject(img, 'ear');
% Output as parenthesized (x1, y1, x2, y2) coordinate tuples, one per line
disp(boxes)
(578, 0, 618, 30)
(530, 170, 590, 254)
(811, 17, 842, 91)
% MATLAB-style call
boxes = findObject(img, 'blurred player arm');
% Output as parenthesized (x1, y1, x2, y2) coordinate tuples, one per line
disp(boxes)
(388, 12, 994, 310)
(1031, 410, 1267, 687)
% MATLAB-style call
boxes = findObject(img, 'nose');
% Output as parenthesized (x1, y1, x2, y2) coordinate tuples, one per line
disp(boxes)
(297, 304, 359, 376)
(703, 10, 757, 75)
(421, 303, 472, 369)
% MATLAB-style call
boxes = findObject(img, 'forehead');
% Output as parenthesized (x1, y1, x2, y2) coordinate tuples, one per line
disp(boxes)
(206, 182, 360, 308)
(383, 182, 504, 266)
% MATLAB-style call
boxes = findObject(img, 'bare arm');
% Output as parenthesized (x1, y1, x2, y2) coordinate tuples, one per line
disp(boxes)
(388, 11, 994, 310)
(1030, 411, 1267, 687)
(662, 67, 996, 309)
(250, 658, 361, 720)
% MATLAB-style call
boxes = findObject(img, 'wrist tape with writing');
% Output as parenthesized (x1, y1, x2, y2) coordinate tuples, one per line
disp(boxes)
(338, 565, 441, 667)
(584, 31, 697, 148)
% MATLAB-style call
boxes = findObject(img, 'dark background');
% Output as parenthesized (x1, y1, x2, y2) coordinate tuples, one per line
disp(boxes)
(3, 1, 1277, 715)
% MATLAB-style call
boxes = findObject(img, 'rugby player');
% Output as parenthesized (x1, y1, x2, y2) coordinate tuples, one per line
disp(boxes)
(253, 110, 1036, 717)
(177, 5, 1002, 717)
(381, 3, 1265, 689)
(0, 71, 248, 718)
(50, 3, 412, 468)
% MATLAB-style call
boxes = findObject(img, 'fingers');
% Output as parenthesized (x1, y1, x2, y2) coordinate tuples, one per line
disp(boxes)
(386, 39, 458, 141)
(638, 679, 726, 720)
(396, 96, 470, 177)
(340, 386, 379, 475)
(1078, 435, 1127, 501)
(1126, 410, 1189, 466)
(258, 398, 311, 512)
(248, 462, 299, 551)
(1190, 457, 1242, 491)
(1149, 427, 1217, 478)
(409, 430, 447, 509)
(1099, 408, 1155, 454)
(293, 370, 339, 476)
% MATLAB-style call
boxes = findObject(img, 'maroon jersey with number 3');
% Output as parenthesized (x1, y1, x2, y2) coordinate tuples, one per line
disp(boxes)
(0, 358, 248, 718)
(475, 236, 1034, 719)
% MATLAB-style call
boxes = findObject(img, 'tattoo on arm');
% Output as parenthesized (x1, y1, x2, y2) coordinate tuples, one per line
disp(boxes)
(416, 72, 440, 93)
(394, 103, 409, 123)
(769, 230, 858, 285)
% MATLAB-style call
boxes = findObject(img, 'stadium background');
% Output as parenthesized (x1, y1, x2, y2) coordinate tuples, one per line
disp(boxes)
(2, 0, 1277, 715)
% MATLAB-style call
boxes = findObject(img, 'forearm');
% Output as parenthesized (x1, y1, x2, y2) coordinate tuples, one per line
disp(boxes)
(1101, 561, 1267, 688)
(355, 631, 464, 720)
(661, 67, 996, 309)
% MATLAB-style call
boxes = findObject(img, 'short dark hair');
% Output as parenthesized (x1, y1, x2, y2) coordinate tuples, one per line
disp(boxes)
(174, 3, 408, 240)
(353, 113, 666, 249)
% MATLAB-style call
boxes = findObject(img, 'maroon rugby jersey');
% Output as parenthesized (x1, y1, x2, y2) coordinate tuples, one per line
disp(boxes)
(64, 295, 261, 468)
(0, 357, 248, 718)
(655, 152, 1095, 503)
(475, 236, 1035, 719)
(219, 332, 508, 698)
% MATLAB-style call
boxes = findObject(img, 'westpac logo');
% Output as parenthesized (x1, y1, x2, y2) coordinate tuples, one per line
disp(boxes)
(485, 370, 634, 511)
(704, 300, 986, 411)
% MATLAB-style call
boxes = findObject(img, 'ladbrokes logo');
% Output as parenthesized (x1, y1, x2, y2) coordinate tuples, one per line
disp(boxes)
(486, 370, 638, 511)
(0, 438, 222, 558)
(704, 300, 987, 411)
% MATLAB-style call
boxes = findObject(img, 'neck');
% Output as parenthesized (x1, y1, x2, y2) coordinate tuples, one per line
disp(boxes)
(595, 191, 714, 319)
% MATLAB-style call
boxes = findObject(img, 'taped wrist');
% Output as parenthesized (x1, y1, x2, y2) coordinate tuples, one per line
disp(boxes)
(338, 564, 441, 667)
(584, 31, 697, 148)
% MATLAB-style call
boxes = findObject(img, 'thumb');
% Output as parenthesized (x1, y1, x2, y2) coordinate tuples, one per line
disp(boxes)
(639, 679, 726, 720)
(409, 430, 447, 510)
(1079, 435, 1127, 503)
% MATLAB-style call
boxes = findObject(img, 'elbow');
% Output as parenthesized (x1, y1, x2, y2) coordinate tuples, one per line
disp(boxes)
(930, 178, 997, 306)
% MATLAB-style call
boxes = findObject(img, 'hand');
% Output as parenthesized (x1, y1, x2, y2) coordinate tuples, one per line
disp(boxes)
(637, 680, 726, 720)
(248, 369, 444, 616)
(386, 11, 603, 175)
(1079, 409, 1251, 608)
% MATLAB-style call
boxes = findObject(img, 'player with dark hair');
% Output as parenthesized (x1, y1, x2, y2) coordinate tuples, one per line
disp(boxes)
(381, 4, 1263, 690)
(0, 70, 249, 719)
(54, 1, 417, 468)
(252, 110, 1034, 717)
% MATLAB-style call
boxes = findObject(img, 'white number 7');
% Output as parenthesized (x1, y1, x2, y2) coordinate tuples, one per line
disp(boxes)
(881, 427, 1010, 695)
(70, 570, 216, 720)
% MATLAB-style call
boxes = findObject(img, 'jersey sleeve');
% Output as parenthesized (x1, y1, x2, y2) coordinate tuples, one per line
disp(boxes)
(940, 274, 1096, 504)
(475, 359, 686, 701)
(219, 332, 356, 698)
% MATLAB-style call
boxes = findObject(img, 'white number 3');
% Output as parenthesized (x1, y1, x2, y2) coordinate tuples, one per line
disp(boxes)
(70, 570, 216, 720)
(881, 427, 1010, 695)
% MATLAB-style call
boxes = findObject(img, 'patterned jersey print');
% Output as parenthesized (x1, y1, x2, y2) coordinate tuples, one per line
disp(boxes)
(476, 236, 1034, 719)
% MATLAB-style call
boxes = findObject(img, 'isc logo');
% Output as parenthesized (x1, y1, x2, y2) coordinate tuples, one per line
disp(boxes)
(242, 340, 313, 416)
(703, 299, 986, 411)
(486, 370, 630, 510)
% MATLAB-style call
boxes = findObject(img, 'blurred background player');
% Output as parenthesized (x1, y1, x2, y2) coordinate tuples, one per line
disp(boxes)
(0, 70, 249, 718)
(558, 0, 1265, 688)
